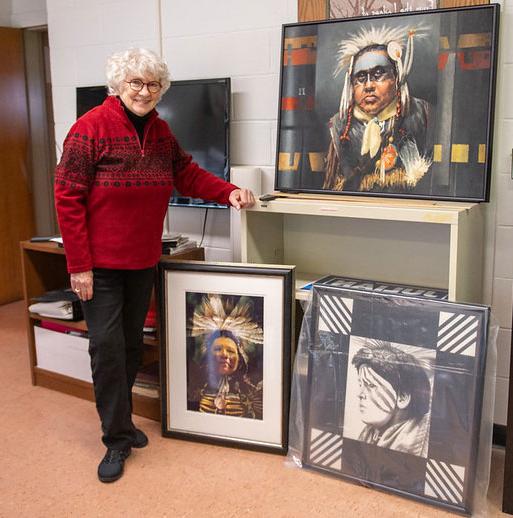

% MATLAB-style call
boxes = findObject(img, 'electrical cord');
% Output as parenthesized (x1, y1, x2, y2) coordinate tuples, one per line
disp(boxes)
(198, 208, 209, 247)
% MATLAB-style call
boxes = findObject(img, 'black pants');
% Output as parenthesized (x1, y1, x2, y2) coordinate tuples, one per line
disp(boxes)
(81, 267, 155, 450)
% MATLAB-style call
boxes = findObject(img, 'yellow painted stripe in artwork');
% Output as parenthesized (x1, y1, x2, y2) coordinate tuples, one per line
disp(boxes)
(478, 144, 486, 163)
(451, 144, 469, 163)
(283, 36, 317, 49)
(309, 152, 325, 172)
(433, 144, 442, 162)
(279, 152, 301, 171)
(439, 36, 450, 50)
(458, 33, 491, 48)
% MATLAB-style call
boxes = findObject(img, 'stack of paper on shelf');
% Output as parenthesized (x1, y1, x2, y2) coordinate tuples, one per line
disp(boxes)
(29, 301, 75, 319)
(161, 233, 197, 255)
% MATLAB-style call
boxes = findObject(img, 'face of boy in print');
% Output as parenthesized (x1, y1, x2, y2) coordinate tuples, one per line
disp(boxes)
(211, 336, 239, 376)
(357, 364, 407, 428)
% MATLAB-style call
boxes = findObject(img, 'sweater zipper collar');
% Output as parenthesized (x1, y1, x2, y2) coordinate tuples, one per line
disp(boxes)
(105, 96, 158, 157)
(139, 117, 156, 157)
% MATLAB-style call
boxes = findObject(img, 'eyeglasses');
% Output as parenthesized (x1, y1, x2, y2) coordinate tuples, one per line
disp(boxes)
(125, 79, 162, 94)
(352, 66, 394, 86)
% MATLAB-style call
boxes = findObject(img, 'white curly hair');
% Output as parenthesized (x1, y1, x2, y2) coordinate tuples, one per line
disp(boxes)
(105, 48, 171, 97)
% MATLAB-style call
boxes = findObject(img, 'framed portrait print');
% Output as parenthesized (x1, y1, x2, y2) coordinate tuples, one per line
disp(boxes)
(158, 260, 295, 453)
(302, 276, 490, 514)
(277, 5, 499, 201)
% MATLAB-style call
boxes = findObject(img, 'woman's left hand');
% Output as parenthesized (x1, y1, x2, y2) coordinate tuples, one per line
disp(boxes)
(228, 188, 256, 210)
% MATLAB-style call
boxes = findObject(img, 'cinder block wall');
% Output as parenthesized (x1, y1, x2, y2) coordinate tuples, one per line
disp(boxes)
(46, 0, 295, 263)
(6, 0, 512, 425)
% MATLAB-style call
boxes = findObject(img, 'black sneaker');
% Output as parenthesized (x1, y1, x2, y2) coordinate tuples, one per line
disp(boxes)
(98, 448, 131, 483)
(132, 428, 148, 449)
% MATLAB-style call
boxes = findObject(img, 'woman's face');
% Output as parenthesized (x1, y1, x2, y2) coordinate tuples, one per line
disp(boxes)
(119, 73, 161, 116)
(211, 336, 239, 376)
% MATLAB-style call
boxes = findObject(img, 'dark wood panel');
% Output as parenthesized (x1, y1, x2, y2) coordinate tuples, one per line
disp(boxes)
(298, 0, 329, 21)
(34, 367, 95, 401)
(439, 0, 489, 7)
(34, 368, 160, 421)
(0, 28, 35, 304)
(133, 392, 160, 421)
(164, 247, 205, 261)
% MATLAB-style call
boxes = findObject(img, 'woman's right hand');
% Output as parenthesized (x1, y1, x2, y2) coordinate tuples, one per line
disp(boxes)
(70, 270, 94, 301)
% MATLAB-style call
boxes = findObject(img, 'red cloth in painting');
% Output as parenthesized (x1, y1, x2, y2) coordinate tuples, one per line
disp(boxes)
(54, 96, 237, 273)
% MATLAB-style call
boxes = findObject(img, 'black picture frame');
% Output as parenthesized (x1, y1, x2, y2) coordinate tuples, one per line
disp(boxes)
(302, 276, 490, 514)
(276, 4, 500, 202)
(158, 260, 295, 453)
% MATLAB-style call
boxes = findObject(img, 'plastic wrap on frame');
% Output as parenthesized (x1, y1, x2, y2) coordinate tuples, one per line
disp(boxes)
(287, 278, 496, 515)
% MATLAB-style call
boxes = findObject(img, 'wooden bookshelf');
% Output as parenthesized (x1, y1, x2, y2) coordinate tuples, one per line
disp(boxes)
(20, 240, 204, 422)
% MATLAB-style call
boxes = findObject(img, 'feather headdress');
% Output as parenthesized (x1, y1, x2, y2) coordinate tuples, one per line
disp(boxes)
(190, 294, 264, 360)
(335, 24, 428, 120)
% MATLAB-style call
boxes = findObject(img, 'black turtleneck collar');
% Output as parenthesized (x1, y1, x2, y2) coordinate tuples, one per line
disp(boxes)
(118, 97, 152, 145)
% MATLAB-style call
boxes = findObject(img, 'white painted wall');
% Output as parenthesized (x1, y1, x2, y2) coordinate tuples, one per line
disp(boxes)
(12, 0, 513, 425)
(160, 0, 294, 259)
(9, 0, 46, 27)
(0, 0, 11, 25)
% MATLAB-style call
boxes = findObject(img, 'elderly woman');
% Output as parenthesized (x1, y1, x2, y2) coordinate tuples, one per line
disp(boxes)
(54, 48, 255, 483)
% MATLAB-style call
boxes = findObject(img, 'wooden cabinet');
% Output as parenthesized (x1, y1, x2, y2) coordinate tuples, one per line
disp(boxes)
(241, 195, 484, 303)
(20, 240, 204, 421)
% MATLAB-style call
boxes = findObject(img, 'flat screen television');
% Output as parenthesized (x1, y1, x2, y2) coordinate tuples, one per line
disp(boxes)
(76, 77, 231, 209)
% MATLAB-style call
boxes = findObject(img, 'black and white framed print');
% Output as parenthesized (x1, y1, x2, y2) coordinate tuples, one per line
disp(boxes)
(158, 260, 295, 453)
(302, 277, 489, 514)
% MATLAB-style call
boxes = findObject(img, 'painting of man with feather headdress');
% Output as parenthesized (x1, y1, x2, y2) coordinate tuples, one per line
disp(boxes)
(185, 293, 264, 420)
(323, 23, 433, 193)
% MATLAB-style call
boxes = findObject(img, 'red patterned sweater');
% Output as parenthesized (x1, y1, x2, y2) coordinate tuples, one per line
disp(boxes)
(54, 96, 237, 273)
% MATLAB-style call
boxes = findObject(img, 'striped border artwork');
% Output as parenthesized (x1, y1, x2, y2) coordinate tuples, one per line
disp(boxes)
(318, 295, 353, 335)
(304, 278, 489, 513)
(424, 459, 465, 505)
(309, 428, 343, 471)
(437, 312, 478, 357)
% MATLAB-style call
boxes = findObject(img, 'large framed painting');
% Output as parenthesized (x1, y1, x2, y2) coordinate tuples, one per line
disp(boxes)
(302, 276, 490, 513)
(278, 5, 499, 201)
(158, 260, 295, 453)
